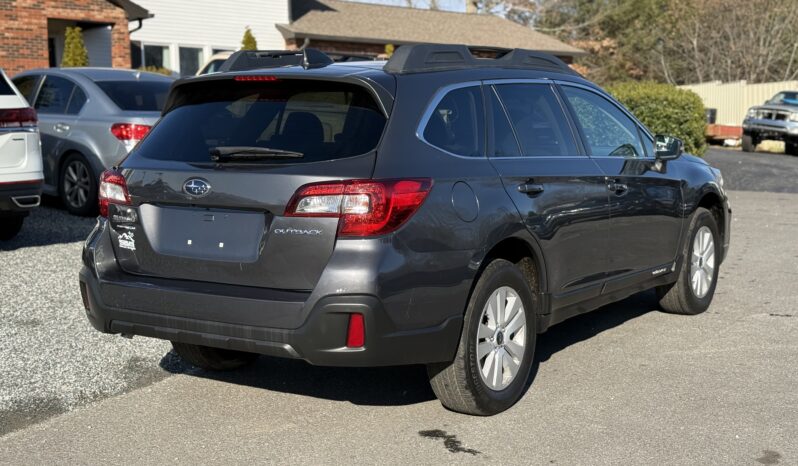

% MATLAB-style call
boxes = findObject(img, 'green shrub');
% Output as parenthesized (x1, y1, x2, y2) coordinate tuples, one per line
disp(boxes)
(61, 27, 89, 67)
(607, 81, 706, 156)
(241, 26, 258, 50)
(138, 66, 173, 76)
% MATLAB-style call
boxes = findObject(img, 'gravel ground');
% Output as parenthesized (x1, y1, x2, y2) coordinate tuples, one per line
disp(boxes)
(0, 201, 189, 435)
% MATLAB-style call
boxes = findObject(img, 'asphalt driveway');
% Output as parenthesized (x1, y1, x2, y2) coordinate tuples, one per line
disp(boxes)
(0, 147, 796, 464)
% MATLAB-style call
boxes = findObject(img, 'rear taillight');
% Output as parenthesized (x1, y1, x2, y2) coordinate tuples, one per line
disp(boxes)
(110, 123, 151, 150)
(0, 107, 37, 128)
(285, 178, 432, 237)
(98, 169, 130, 218)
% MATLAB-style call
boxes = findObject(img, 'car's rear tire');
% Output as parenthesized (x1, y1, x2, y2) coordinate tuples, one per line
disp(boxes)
(0, 216, 24, 240)
(59, 152, 98, 217)
(656, 207, 720, 315)
(171, 342, 259, 371)
(741, 134, 756, 152)
(785, 140, 798, 156)
(427, 258, 537, 415)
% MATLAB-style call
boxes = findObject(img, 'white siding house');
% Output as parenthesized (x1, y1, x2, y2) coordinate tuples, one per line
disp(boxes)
(129, 0, 289, 75)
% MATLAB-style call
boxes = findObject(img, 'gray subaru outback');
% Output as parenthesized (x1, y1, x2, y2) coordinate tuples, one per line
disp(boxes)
(80, 45, 731, 415)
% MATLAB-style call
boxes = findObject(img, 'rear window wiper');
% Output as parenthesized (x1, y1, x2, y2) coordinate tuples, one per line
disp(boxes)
(209, 146, 304, 162)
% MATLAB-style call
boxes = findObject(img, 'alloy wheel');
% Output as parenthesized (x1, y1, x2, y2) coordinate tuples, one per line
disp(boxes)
(476, 286, 527, 390)
(63, 160, 92, 209)
(690, 225, 715, 298)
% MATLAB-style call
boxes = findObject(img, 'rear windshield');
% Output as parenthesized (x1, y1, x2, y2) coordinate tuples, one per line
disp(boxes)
(96, 80, 171, 111)
(132, 79, 386, 163)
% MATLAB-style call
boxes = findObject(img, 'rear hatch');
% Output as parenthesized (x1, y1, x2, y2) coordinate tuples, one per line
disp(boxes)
(109, 76, 389, 290)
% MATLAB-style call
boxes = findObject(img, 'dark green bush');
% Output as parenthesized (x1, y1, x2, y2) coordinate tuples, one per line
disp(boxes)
(607, 81, 706, 156)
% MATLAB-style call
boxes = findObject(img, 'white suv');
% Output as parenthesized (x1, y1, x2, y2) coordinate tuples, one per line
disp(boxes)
(0, 69, 43, 240)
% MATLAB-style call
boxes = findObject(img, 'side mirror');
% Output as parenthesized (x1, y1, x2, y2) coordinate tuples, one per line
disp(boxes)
(655, 134, 683, 160)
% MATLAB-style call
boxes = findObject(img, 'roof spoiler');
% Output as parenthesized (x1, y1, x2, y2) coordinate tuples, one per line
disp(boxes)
(383, 44, 578, 75)
(219, 48, 333, 72)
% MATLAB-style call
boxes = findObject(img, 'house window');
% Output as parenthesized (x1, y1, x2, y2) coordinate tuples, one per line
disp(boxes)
(144, 44, 171, 70)
(179, 47, 203, 76)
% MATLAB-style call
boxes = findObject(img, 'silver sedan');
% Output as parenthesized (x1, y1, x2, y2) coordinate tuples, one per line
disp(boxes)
(12, 68, 174, 215)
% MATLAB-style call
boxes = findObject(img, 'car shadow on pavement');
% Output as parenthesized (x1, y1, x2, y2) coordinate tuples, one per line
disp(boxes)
(160, 291, 658, 408)
(0, 197, 96, 250)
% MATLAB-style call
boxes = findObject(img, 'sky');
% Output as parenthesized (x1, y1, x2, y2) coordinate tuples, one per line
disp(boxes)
(356, 0, 466, 13)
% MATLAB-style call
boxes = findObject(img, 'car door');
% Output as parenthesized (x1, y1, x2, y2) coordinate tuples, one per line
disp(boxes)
(487, 81, 611, 308)
(558, 83, 684, 292)
(32, 75, 82, 188)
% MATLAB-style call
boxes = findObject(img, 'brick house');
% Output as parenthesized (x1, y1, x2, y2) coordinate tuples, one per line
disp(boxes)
(0, 0, 151, 76)
(279, 0, 585, 63)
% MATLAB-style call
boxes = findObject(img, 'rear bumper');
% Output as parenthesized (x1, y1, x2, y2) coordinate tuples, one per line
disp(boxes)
(79, 266, 461, 366)
(0, 180, 42, 215)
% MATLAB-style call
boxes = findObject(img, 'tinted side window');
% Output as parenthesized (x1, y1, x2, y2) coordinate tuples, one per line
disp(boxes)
(35, 76, 75, 114)
(488, 88, 521, 157)
(66, 86, 87, 115)
(562, 86, 645, 157)
(0, 75, 15, 95)
(423, 86, 485, 157)
(494, 84, 578, 157)
(12, 76, 40, 105)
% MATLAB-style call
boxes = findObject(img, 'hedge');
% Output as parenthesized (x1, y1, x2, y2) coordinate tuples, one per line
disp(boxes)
(607, 81, 707, 156)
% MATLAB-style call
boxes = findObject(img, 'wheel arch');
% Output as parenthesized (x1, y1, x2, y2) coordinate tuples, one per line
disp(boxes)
(696, 189, 726, 252)
(472, 232, 549, 311)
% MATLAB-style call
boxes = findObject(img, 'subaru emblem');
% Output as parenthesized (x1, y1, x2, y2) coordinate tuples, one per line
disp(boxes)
(183, 178, 211, 197)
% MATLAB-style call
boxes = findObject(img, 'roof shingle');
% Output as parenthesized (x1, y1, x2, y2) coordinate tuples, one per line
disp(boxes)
(280, 0, 584, 57)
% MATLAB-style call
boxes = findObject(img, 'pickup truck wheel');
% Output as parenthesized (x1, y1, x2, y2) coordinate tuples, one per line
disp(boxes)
(785, 141, 798, 156)
(427, 259, 537, 415)
(171, 342, 258, 371)
(0, 216, 24, 240)
(656, 207, 720, 315)
(741, 135, 756, 152)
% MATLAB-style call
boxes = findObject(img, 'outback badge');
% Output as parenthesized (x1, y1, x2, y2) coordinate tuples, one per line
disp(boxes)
(183, 178, 211, 197)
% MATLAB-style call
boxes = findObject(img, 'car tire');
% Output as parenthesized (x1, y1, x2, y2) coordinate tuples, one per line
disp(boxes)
(171, 342, 259, 371)
(0, 216, 24, 240)
(656, 207, 720, 315)
(741, 134, 756, 152)
(59, 152, 98, 217)
(785, 141, 798, 156)
(427, 258, 537, 415)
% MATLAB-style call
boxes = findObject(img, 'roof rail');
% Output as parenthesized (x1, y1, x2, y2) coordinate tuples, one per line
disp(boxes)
(219, 48, 333, 72)
(383, 44, 578, 75)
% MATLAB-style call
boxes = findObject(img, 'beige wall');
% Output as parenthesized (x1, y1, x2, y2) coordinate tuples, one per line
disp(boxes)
(681, 80, 798, 126)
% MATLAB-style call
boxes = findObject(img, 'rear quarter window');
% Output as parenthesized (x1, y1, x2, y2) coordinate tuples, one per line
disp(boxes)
(422, 86, 485, 157)
(0, 76, 15, 95)
(130, 79, 386, 164)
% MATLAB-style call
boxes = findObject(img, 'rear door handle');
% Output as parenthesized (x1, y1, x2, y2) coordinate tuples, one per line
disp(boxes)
(518, 182, 545, 195)
(54, 123, 70, 133)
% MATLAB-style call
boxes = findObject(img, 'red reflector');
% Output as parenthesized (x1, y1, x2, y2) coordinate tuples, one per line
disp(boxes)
(234, 75, 280, 82)
(346, 314, 365, 348)
(110, 123, 151, 141)
(0, 107, 37, 128)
